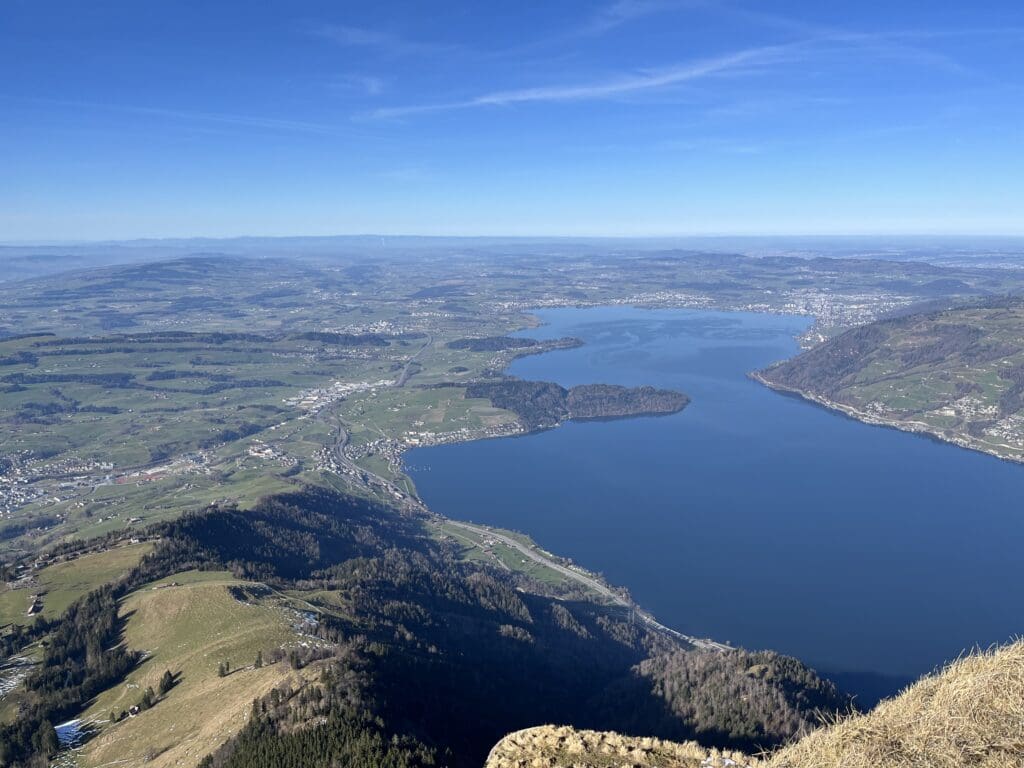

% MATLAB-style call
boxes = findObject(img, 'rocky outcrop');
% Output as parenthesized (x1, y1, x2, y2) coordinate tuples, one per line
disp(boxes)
(485, 725, 754, 768)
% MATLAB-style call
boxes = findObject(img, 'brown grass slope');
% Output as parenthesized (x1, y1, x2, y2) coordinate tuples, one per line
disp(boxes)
(486, 641, 1024, 768)
(766, 641, 1024, 768)
(80, 572, 316, 768)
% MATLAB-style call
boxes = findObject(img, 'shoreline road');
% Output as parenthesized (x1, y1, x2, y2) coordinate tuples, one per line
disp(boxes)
(315, 345, 728, 654)
(397, 334, 433, 388)
(442, 519, 730, 653)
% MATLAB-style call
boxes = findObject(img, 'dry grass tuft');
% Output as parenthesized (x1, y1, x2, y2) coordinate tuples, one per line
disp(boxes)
(485, 642, 1024, 768)
(766, 641, 1024, 768)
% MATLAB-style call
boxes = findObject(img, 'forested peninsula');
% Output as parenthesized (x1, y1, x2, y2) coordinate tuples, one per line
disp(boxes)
(466, 379, 690, 431)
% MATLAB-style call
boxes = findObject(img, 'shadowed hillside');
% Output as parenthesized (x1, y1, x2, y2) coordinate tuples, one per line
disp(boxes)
(765, 641, 1024, 768)
(0, 488, 850, 768)
(486, 641, 1024, 768)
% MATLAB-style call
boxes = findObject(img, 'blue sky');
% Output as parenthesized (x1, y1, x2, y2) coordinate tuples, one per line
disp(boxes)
(2, 1, 1023, 240)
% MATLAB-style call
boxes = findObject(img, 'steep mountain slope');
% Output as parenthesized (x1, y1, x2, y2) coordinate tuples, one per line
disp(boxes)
(486, 641, 1024, 768)
(81, 573, 311, 768)
(0, 488, 851, 768)
(757, 298, 1024, 462)
(765, 641, 1024, 768)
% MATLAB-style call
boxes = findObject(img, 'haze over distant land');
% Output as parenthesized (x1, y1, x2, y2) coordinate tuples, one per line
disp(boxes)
(4, 234, 1024, 284)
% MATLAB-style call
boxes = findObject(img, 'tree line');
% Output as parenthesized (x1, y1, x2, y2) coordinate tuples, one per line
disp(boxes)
(1, 487, 854, 767)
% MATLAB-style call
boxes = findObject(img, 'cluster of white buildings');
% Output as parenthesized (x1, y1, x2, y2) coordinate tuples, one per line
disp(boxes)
(0, 456, 114, 518)
(283, 378, 395, 412)
(982, 413, 1024, 451)
(246, 440, 297, 466)
(401, 423, 523, 449)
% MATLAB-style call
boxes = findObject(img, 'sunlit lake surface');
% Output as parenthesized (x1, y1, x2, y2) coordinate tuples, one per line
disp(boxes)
(407, 306, 1024, 703)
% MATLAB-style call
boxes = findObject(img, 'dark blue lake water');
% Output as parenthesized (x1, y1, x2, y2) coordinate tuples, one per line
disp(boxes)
(407, 307, 1024, 703)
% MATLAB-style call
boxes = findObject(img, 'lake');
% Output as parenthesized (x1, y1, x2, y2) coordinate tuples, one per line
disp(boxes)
(406, 306, 1024, 703)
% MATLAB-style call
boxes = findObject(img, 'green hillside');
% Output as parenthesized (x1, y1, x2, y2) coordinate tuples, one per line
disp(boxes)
(757, 298, 1024, 462)
(0, 488, 851, 768)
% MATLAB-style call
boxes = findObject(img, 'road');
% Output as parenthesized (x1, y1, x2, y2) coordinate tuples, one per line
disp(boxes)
(318, 422, 728, 651)
(396, 334, 432, 387)
(442, 518, 730, 652)
(445, 519, 622, 601)
(316, 333, 729, 653)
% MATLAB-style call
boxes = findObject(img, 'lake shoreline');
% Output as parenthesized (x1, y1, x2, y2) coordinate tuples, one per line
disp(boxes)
(409, 306, 1024, 703)
(750, 370, 1024, 467)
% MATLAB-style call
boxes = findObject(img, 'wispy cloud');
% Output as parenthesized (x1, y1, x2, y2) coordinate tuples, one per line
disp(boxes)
(367, 43, 796, 119)
(308, 23, 450, 57)
(715, 5, 993, 76)
(40, 99, 336, 135)
(363, 19, 1013, 121)
(581, 0, 697, 36)
(720, 2, 1024, 44)
(121, 105, 335, 133)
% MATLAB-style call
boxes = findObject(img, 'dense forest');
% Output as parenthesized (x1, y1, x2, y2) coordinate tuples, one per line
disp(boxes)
(447, 336, 540, 352)
(567, 384, 691, 420)
(1, 488, 849, 767)
(201, 705, 437, 768)
(616, 649, 854, 746)
(0, 588, 140, 766)
(467, 379, 689, 429)
(28, 330, 406, 348)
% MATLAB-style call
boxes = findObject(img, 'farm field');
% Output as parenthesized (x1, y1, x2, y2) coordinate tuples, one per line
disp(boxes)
(0, 542, 153, 626)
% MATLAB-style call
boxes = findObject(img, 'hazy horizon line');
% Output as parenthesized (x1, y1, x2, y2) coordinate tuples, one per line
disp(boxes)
(5, 231, 1024, 248)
